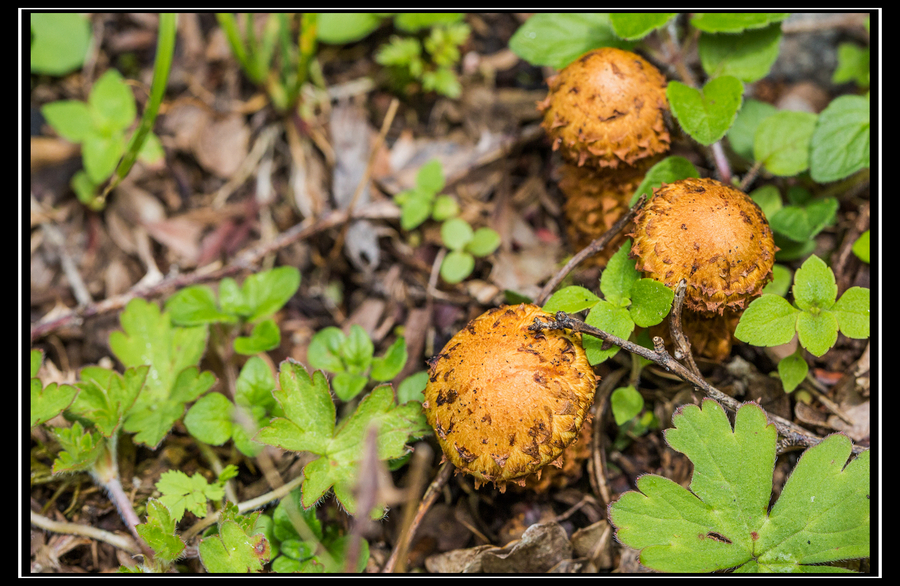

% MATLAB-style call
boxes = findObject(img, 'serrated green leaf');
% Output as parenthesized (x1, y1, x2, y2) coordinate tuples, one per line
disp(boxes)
(584, 300, 634, 365)
(691, 13, 789, 33)
(124, 366, 215, 448)
(629, 279, 674, 327)
(629, 156, 700, 206)
(809, 94, 869, 183)
(166, 285, 237, 326)
(668, 76, 744, 145)
(609, 13, 676, 40)
(70, 365, 148, 438)
(831, 287, 870, 340)
(370, 337, 407, 382)
(136, 499, 185, 564)
(242, 266, 300, 322)
(610, 400, 869, 572)
(698, 24, 782, 82)
(542, 285, 601, 314)
(255, 360, 335, 454)
(199, 519, 269, 573)
(52, 421, 106, 474)
(440, 250, 475, 283)
(157, 470, 223, 521)
(234, 318, 281, 355)
(727, 99, 778, 160)
(796, 310, 839, 357)
(611, 385, 644, 425)
(769, 197, 838, 242)
(600, 240, 640, 306)
(778, 353, 808, 393)
(734, 294, 800, 347)
(31, 354, 79, 427)
(754, 110, 817, 177)
(508, 13, 631, 69)
(832, 42, 869, 88)
(792, 254, 836, 311)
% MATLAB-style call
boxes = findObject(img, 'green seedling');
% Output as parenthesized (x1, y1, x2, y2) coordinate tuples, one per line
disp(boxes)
(216, 13, 318, 113)
(439, 217, 501, 284)
(393, 158, 459, 230)
(609, 399, 869, 573)
(750, 184, 838, 260)
(30, 13, 92, 76)
(198, 502, 271, 573)
(121, 500, 186, 573)
(832, 17, 869, 89)
(39, 14, 175, 210)
(611, 385, 644, 426)
(543, 240, 674, 365)
(307, 324, 407, 401)
(255, 360, 430, 518)
(155, 466, 237, 522)
(735, 254, 870, 357)
(853, 230, 870, 264)
(30, 349, 79, 428)
(165, 266, 301, 356)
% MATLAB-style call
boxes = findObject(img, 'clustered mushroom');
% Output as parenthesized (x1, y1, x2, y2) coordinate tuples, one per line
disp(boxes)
(630, 177, 777, 359)
(538, 47, 671, 265)
(422, 304, 597, 491)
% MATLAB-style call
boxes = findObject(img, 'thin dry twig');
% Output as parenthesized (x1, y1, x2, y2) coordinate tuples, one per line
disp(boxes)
(530, 312, 867, 455)
(668, 279, 701, 378)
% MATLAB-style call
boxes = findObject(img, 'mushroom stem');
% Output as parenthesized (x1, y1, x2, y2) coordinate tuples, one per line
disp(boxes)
(529, 312, 867, 455)
(536, 194, 647, 306)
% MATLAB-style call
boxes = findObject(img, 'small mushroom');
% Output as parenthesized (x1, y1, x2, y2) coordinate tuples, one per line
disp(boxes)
(538, 47, 670, 170)
(423, 304, 597, 491)
(630, 177, 777, 359)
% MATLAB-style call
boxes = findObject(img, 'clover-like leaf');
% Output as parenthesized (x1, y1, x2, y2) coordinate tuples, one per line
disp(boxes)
(609, 399, 869, 573)
(69, 365, 148, 438)
(667, 76, 743, 145)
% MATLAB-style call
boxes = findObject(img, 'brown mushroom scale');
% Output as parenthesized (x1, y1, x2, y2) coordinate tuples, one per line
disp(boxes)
(631, 177, 776, 314)
(538, 47, 670, 169)
(423, 304, 596, 490)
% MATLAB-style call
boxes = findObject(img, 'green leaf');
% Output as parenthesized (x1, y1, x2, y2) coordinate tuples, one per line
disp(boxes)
(40, 100, 93, 143)
(415, 158, 445, 194)
(809, 95, 870, 183)
(440, 250, 475, 283)
(166, 285, 237, 326)
(332, 372, 369, 401)
(734, 294, 800, 347)
(690, 13, 789, 33)
(611, 385, 644, 425)
(157, 470, 223, 521)
(832, 42, 869, 88)
(609, 13, 676, 40)
(769, 197, 838, 242)
(629, 279, 674, 328)
(778, 352, 808, 393)
(342, 324, 374, 373)
(136, 499, 185, 565)
(609, 399, 869, 572)
(465, 227, 501, 257)
(31, 13, 91, 75)
(70, 366, 149, 438)
(52, 421, 105, 474)
(542, 285, 601, 314)
(125, 366, 215, 448)
(199, 517, 269, 573)
(667, 76, 744, 146)
(727, 99, 777, 160)
(431, 194, 459, 221)
(377, 35, 422, 68)
(394, 12, 463, 32)
(748, 184, 782, 220)
(396, 371, 428, 404)
(584, 300, 634, 365)
(440, 217, 474, 251)
(698, 24, 782, 83)
(307, 327, 346, 373)
(256, 360, 335, 455)
(184, 393, 235, 447)
(82, 131, 126, 184)
(754, 110, 818, 177)
(629, 156, 699, 206)
(796, 311, 839, 357)
(852, 230, 870, 264)
(762, 264, 793, 297)
(234, 318, 281, 354)
(508, 13, 630, 70)
(242, 266, 301, 322)
(218, 277, 251, 316)
(398, 190, 434, 231)
(31, 352, 79, 427)
(88, 70, 136, 135)
(370, 338, 408, 382)
(792, 254, 836, 311)
(600, 240, 640, 307)
(316, 13, 383, 44)
(235, 356, 278, 414)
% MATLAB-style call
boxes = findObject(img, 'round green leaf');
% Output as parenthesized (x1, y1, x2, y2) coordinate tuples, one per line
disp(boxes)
(584, 300, 634, 365)
(542, 285, 601, 314)
(465, 227, 501, 257)
(667, 76, 744, 146)
(809, 95, 869, 183)
(727, 99, 778, 161)
(440, 217, 474, 251)
(31, 13, 92, 76)
(609, 13, 676, 40)
(796, 311, 839, 357)
(184, 393, 234, 446)
(440, 250, 475, 283)
(317, 13, 383, 44)
(777, 353, 808, 393)
(831, 287, 870, 339)
(629, 278, 674, 327)
(754, 110, 817, 177)
(307, 327, 346, 373)
(611, 385, 644, 425)
(40, 100, 93, 143)
(698, 24, 782, 83)
(690, 13, 789, 33)
(234, 318, 281, 355)
(734, 294, 800, 347)
(89, 70, 137, 135)
(508, 13, 630, 69)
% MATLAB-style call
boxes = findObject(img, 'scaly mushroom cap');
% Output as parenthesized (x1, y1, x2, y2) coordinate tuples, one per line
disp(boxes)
(538, 47, 670, 169)
(630, 177, 776, 314)
(423, 304, 597, 490)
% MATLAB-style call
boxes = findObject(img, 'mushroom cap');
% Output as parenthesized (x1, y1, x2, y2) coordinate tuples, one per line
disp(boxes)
(538, 47, 670, 169)
(423, 304, 597, 489)
(630, 177, 776, 314)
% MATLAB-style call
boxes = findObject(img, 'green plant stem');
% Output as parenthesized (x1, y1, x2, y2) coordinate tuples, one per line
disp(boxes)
(529, 312, 866, 455)
(101, 13, 177, 201)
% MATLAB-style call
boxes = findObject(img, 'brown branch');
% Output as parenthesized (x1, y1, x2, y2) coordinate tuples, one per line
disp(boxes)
(530, 312, 867, 455)
(536, 194, 647, 306)
(668, 279, 701, 378)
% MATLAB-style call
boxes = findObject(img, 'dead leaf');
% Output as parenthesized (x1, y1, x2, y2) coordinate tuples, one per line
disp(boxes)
(194, 113, 250, 178)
